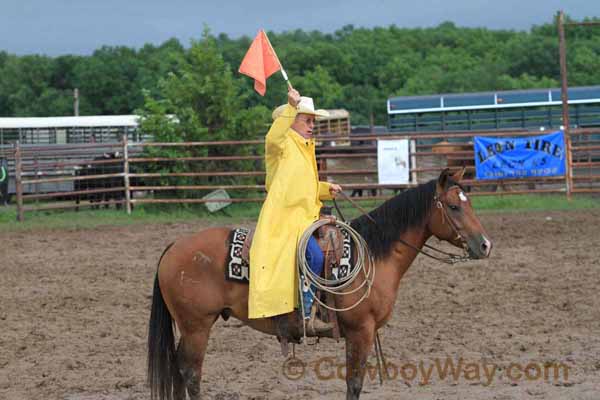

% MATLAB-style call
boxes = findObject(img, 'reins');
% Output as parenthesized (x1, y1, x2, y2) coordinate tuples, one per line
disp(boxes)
(334, 190, 471, 265)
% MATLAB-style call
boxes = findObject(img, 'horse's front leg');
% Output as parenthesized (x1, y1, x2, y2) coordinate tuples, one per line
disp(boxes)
(344, 323, 376, 400)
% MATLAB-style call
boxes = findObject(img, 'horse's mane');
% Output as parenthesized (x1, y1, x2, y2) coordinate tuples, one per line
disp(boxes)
(350, 179, 440, 260)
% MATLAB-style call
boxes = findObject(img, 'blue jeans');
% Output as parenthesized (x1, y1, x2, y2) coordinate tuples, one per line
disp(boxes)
(302, 236, 324, 318)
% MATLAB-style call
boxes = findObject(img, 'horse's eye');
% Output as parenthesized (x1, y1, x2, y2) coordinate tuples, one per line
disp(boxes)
(449, 204, 460, 211)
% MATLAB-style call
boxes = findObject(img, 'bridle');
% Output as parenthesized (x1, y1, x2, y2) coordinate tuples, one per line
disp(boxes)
(334, 188, 472, 265)
(434, 186, 470, 248)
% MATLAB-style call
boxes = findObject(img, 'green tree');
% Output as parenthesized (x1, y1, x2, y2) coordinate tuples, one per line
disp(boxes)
(293, 66, 343, 109)
(377, 52, 422, 96)
(137, 29, 270, 198)
(496, 73, 558, 90)
(136, 38, 185, 99)
(0, 55, 69, 116)
(73, 46, 143, 114)
(3, 16, 600, 127)
(569, 45, 600, 85)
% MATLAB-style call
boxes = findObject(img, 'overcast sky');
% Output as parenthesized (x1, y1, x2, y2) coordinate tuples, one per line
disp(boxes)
(1, 0, 598, 56)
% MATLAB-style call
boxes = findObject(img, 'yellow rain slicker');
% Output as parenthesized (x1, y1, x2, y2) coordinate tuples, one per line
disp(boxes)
(248, 104, 333, 319)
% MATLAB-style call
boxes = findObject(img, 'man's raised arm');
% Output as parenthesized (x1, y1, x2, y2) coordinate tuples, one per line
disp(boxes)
(265, 88, 300, 155)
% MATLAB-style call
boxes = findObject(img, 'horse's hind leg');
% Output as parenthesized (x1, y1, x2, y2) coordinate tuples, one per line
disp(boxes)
(177, 319, 217, 399)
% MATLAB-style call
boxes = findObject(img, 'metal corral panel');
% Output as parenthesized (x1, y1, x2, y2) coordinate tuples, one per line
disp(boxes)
(0, 115, 139, 129)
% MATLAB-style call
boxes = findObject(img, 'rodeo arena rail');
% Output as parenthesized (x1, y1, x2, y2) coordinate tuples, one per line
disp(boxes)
(1, 128, 599, 222)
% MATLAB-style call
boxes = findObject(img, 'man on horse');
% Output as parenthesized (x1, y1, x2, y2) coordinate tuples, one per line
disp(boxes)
(248, 88, 342, 335)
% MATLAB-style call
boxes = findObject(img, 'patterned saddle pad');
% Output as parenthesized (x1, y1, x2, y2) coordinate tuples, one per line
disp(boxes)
(330, 227, 354, 280)
(225, 228, 252, 283)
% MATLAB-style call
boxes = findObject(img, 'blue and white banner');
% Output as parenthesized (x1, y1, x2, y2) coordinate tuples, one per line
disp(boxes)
(474, 131, 566, 180)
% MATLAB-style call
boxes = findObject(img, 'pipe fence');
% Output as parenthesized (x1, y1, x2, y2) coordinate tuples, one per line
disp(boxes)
(5, 128, 598, 221)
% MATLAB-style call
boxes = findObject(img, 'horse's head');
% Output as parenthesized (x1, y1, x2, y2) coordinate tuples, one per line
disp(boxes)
(427, 168, 492, 259)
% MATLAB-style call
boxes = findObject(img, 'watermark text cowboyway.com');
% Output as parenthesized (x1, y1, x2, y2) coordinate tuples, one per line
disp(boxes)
(282, 356, 570, 385)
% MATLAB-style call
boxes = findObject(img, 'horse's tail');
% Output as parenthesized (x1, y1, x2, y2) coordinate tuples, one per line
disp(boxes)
(147, 242, 183, 400)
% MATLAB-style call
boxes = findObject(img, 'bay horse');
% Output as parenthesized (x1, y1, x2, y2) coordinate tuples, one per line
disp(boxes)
(147, 168, 492, 400)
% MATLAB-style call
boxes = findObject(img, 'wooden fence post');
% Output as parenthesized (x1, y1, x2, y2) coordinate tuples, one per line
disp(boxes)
(410, 139, 418, 184)
(122, 135, 132, 214)
(565, 132, 573, 199)
(558, 11, 573, 199)
(15, 141, 24, 222)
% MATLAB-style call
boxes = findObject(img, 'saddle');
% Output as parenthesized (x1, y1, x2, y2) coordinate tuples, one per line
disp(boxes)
(315, 217, 345, 265)
(225, 215, 350, 286)
(311, 209, 345, 341)
(224, 213, 349, 346)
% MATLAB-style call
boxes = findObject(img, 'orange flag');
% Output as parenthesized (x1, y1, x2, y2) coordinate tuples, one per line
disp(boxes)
(239, 30, 282, 96)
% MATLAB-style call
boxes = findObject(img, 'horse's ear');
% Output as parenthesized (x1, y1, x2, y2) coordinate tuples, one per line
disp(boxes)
(451, 167, 466, 183)
(437, 168, 451, 193)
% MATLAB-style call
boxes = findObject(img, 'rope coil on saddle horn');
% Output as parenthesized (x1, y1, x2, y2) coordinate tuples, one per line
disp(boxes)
(297, 218, 375, 313)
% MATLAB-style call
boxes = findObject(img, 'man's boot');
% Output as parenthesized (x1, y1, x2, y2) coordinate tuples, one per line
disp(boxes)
(274, 313, 302, 342)
(305, 303, 333, 336)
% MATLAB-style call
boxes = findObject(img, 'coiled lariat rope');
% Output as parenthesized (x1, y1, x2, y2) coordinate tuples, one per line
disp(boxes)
(297, 218, 375, 314)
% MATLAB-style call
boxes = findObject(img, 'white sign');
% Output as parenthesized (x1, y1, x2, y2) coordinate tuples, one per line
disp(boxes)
(202, 189, 232, 212)
(377, 139, 409, 184)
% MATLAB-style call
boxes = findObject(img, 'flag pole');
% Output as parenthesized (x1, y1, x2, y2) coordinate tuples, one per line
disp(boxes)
(262, 30, 293, 90)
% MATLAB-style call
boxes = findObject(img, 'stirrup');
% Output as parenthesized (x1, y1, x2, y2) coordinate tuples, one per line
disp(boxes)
(306, 317, 334, 336)
(305, 303, 333, 336)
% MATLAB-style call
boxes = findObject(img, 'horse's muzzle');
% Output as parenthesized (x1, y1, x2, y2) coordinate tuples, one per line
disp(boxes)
(467, 234, 492, 259)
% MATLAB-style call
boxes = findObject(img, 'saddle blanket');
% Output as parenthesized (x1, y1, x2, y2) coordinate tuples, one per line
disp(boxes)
(225, 227, 251, 283)
(225, 226, 354, 284)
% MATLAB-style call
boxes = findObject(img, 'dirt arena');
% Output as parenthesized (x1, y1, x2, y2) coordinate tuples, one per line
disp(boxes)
(2, 209, 599, 400)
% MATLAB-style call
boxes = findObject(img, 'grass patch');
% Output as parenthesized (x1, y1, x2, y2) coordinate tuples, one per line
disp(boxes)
(0, 193, 597, 231)
(0, 202, 262, 232)
(470, 193, 599, 211)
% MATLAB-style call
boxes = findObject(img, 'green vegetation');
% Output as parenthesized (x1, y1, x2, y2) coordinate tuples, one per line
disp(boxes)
(1, 16, 600, 126)
(0, 203, 260, 231)
(470, 193, 599, 211)
(136, 29, 270, 197)
(0, 194, 597, 231)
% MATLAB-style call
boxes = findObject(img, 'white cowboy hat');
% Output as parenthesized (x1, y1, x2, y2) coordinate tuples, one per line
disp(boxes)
(272, 96, 329, 120)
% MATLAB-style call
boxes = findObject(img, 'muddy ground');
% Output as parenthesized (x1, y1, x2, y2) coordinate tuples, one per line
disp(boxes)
(1, 209, 599, 400)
